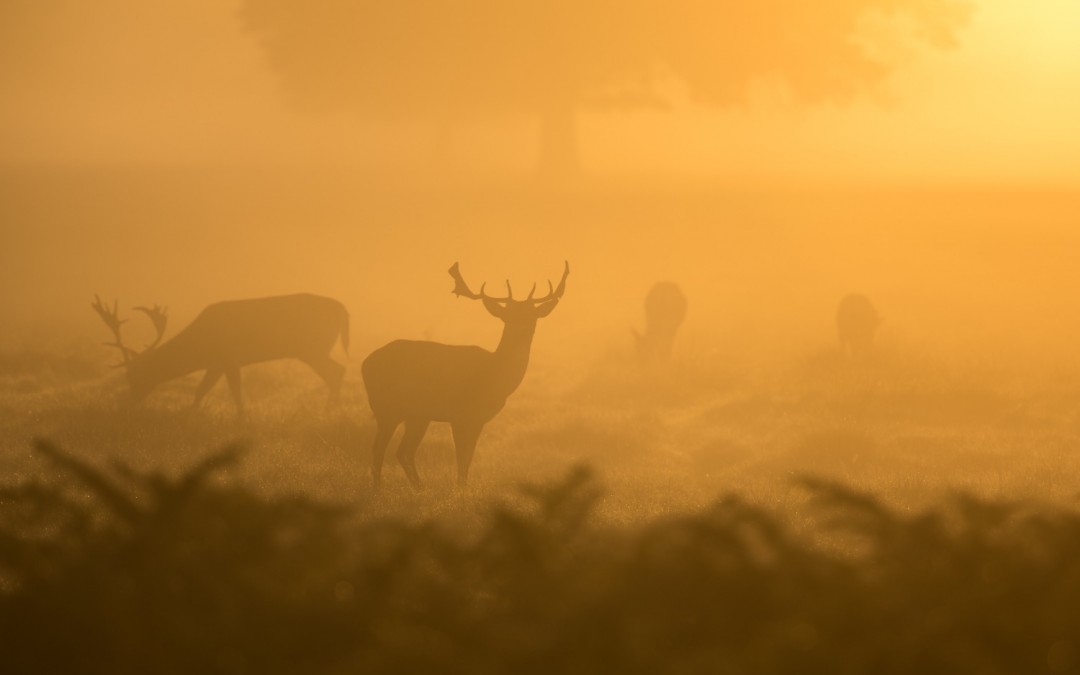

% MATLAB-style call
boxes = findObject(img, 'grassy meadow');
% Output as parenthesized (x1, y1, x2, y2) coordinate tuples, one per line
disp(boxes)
(3, 170, 1080, 672)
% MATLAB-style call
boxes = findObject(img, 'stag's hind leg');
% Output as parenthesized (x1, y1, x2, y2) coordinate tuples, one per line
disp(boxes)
(303, 355, 345, 406)
(193, 369, 223, 408)
(370, 418, 398, 488)
(396, 420, 430, 489)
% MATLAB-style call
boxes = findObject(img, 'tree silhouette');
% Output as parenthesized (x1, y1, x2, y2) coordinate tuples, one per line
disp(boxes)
(241, 0, 971, 179)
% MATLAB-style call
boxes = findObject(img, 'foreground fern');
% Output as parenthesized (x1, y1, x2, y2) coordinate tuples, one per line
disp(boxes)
(1, 441, 1079, 674)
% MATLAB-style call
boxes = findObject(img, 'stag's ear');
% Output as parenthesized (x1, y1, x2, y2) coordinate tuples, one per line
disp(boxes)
(482, 297, 508, 320)
(534, 298, 560, 318)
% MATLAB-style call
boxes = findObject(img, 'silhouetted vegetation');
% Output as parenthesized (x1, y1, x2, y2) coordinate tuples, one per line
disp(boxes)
(241, 0, 970, 176)
(3, 439, 1080, 674)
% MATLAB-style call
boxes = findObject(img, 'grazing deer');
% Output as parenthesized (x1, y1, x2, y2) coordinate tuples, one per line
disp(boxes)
(362, 261, 569, 488)
(92, 294, 349, 415)
(836, 293, 880, 357)
(634, 282, 687, 364)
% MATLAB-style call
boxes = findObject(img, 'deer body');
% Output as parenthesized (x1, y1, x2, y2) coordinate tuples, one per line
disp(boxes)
(364, 342, 521, 423)
(95, 293, 349, 414)
(362, 262, 567, 488)
(634, 281, 687, 364)
(836, 293, 879, 357)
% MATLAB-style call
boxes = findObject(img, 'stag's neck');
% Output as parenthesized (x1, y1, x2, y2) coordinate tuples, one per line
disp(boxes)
(491, 322, 537, 396)
(137, 337, 202, 383)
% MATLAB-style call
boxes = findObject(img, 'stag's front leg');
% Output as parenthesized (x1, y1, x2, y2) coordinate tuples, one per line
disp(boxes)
(193, 369, 223, 408)
(451, 421, 482, 488)
(303, 356, 345, 408)
(225, 368, 245, 418)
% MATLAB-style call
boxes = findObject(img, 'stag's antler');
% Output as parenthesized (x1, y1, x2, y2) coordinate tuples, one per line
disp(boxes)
(133, 304, 168, 350)
(448, 261, 569, 304)
(91, 295, 136, 365)
(528, 261, 570, 304)
(448, 263, 514, 302)
(93, 296, 169, 364)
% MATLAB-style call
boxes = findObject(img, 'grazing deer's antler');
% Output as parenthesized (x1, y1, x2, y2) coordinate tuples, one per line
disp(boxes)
(91, 294, 136, 365)
(133, 304, 168, 350)
(93, 296, 170, 365)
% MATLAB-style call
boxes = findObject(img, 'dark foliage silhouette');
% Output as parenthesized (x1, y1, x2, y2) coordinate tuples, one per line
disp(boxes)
(240, 0, 971, 177)
(4, 440, 1080, 674)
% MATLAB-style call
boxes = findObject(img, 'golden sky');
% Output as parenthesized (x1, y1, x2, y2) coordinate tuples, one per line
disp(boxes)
(1, 0, 1078, 185)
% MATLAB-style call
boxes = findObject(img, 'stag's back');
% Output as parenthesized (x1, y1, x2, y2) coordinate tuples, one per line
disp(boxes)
(175, 294, 349, 366)
(362, 340, 503, 422)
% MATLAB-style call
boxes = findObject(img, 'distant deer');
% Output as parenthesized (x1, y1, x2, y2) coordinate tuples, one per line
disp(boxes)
(92, 294, 349, 415)
(836, 293, 880, 357)
(362, 261, 569, 488)
(634, 282, 687, 364)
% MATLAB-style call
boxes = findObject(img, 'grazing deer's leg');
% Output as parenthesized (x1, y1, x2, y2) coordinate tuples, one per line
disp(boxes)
(303, 356, 345, 406)
(371, 420, 397, 488)
(225, 368, 244, 417)
(194, 369, 223, 408)
(396, 420, 430, 489)
(451, 421, 483, 487)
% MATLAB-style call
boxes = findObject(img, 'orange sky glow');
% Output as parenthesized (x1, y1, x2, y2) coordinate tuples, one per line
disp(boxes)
(1, 0, 1078, 186)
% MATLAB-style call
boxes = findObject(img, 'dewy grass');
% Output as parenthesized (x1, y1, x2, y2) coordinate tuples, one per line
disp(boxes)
(3, 342, 1080, 672)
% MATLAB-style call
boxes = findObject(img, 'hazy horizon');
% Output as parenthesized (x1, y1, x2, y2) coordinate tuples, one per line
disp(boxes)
(2, 0, 1078, 187)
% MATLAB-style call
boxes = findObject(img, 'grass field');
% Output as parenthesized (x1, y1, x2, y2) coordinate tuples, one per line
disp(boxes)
(4, 171, 1080, 672)
(4, 337, 1079, 516)
(4, 341, 1080, 673)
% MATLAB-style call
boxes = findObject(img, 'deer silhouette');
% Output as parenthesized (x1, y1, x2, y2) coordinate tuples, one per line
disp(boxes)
(362, 261, 569, 488)
(92, 294, 349, 416)
(634, 282, 687, 364)
(836, 293, 880, 357)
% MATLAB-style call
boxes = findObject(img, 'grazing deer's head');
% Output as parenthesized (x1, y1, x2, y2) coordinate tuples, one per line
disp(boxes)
(92, 295, 169, 400)
(634, 281, 687, 365)
(448, 261, 569, 335)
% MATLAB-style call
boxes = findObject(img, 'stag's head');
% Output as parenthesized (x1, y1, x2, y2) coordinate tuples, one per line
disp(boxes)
(448, 261, 569, 332)
(92, 295, 169, 400)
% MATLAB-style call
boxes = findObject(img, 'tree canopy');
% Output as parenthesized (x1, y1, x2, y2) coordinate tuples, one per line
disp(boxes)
(241, 0, 972, 175)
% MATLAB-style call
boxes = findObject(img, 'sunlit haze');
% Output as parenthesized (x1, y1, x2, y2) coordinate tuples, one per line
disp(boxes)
(1, 0, 1078, 184)
(3, 4, 1080, 668)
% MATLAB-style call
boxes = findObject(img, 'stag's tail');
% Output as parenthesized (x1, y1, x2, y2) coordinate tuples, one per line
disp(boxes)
(338, 303, 351, 357)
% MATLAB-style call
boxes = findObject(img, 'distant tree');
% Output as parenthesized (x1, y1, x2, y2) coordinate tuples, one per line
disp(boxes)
(241, 0, 971, 179)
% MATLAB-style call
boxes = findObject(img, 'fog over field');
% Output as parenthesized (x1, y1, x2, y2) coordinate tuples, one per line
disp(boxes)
(3, 1, 1080, 673)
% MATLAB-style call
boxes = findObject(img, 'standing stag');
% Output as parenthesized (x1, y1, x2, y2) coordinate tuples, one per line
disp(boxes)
(362, 261, 569, 488)
(92, 294, 349, 415)
(836, 293, 880, 357)
(634, 282, 687, 364)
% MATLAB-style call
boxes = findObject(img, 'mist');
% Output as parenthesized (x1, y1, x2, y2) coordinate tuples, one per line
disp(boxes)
(4, 1, 1080, 672)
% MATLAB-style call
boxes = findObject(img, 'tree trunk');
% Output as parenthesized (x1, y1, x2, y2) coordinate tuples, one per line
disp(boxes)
(537, 100, 580, 183)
